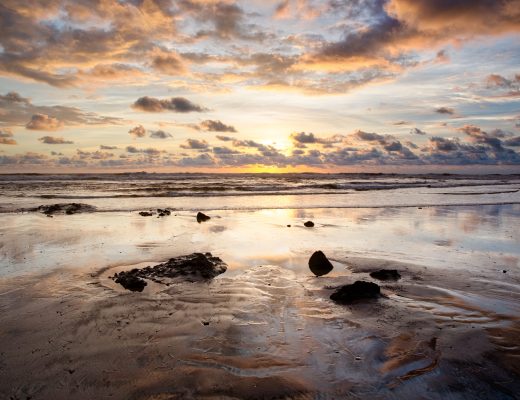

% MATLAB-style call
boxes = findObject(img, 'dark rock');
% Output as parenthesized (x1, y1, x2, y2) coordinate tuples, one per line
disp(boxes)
(304, 221, 314, 227)
(197, 212, 211, 222)
(157, 209, 171, 216)
(112, 252, 227, 291)
(202, 321, 210, 326)
(330, 281, 381, 304)
(139, 211, 154, 217)
(309, 250, 334, 277)
(114, 274, 147, 292)
(502, 270, 507, 273)
(287, 224, 291, 227)
(369, 269, 401, 281)
(31, 203, 96, 216)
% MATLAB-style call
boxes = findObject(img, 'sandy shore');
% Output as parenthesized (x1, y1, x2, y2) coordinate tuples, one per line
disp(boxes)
(1, 206, 519, 399)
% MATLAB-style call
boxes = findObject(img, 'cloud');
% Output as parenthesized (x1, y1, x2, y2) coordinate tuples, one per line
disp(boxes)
(38, 136, 73, 144)
(1, 91, 123, 128)
(129, 125, 146, 138)
(0, 128, 16, 145)
(180, 139, 209, 150)
(26, 114, 63, 131)
(505, 137, 520, 147)
(150, 51, 186, 75)
(435, 107, 455, 115)
(177, 153, 216, 167)
(199, 120, 236, 133)
(0, 151, 49, 165)
(212, 146, 240, 155)
(186, 1, 268, 42)
(100, 145, 118, 150)
(216, 135, 234, 142)
(485, 73, 520, 97)
(410, 127, 427, 135)
(125, 146, 162, 156)
(132, 96, 208, 113)
(149, 130, 172, 139)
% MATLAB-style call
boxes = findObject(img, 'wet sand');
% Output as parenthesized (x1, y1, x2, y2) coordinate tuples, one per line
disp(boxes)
(1, 206, 519, 399)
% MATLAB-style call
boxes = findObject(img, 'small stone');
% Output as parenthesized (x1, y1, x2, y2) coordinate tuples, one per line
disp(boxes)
(304, 221, 314, 227)
(139, 211, 153, 217)
(197, 212, 211, 222)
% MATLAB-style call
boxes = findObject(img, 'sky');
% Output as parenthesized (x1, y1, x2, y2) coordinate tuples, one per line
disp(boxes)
(0, 0, 520, 173)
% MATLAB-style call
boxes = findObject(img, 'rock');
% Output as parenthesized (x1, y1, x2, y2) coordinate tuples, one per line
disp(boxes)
(112, 252, 227, 291)
(304, 221, 314, 227)
(157, 209, 171, 217)
(287, 224, 291, 227)
(369, 269, 401, 281)
(114, 273, 147, 292)
(309, 250, 334, 277)
(330, 281, 380, 304)
(139, 211, 153, 217)
(31, 203, 96, 216)
(197, 212, 211, 222)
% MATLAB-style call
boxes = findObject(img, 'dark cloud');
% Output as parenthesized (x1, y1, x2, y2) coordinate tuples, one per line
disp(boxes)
(435, 107, 455, 115)
(458, 125, 513, 151)
(180, 139, 209, 150)
(505, 137, 520, 147)
(392, 120, 410, 125)
(26, 114, 63, 131)
(125, 146, 162, 156)
(132, 96, 208, 113)
(0, 151, 49, 165)
(100, 145, 118, 150)
(216, 135, 234, 142)
(354, 130, 387, 142)
(38, 136, 73, 144)
(212, 146, 241, 155)
(177, 153, 216, 166)
(290, 132, 318, 144)
(290, 132, 344, 146)
(149, 130, 172, 139)
(200, 120, 236, 133)
(129, 125, 146, 138)
(410, 127, 427, 135)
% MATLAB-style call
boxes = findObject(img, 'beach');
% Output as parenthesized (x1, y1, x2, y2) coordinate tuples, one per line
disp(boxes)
(1, 174, 520, 399)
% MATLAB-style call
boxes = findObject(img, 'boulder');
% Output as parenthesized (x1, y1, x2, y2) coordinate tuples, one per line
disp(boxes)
(369, 269, 401, 281)
(112, 252, 227, 291)
(197, 212, 211, 222)
(114, 273, 147, 292)
(330, 281, 380, 304)
(31, 203, 96, 216)
(157, 209, 171, 217)
(309, 250, 334, 277)
(304, 221, 314, 227)
(139, 211, 154, 216)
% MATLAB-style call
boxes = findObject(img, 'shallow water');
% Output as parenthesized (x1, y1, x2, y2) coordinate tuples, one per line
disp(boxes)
(0, 192, 519, 398)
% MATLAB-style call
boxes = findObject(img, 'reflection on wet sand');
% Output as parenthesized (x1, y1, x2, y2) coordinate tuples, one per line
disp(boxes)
(0, 205, 519, 398)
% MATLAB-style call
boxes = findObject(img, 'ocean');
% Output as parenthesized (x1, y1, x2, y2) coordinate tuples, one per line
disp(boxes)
(1, 172, 520, 213)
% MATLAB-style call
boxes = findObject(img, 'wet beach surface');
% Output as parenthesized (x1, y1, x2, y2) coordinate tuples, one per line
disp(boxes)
(0, 205, 519, 399)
